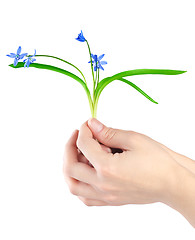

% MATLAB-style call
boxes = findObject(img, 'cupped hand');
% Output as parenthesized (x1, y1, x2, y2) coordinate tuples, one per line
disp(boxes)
(63, 118, 180, 206)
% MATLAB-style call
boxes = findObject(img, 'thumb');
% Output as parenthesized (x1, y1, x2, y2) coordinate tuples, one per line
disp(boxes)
(88, 118, 130, 150)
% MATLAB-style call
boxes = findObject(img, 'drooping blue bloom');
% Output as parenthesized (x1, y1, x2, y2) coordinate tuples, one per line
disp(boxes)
(89, 54, 107, 71)
(6, 46, 28, 66)
(75, 30, 86, 42)
(23, 50, 36, 68)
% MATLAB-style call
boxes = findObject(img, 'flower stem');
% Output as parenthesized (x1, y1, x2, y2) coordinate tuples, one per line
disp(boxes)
(85, 40, 97, 117)
(35, 54, 87, 85)
(92, 98, 98, 118)
(85, 40, 95, 85)
(34, 54, 96, 118)
(97, 67, 100, 87)
(88, 94, 94, 117)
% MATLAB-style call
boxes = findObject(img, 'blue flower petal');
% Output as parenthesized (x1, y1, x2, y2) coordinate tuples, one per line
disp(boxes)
(17, 46, 21, 55)
(75, 37, 82, 42)
(24, 60, 28, 68)
(31, 58, 36, 62)
(99, 64, 104, 71)
(98, 54, 105, 61)
(19, 53, 28, 59)
(24, 59, 30, 68)
(6, 53, 16, 58)
(33, 49, 36, 56)
(100, 61, 107, 65)
(93, 54, 98, 62)
(23, 59, 27, 63)
(14, 58, 19, 66)
(75, 30, 86, 42)
(94, 65, 97, 71)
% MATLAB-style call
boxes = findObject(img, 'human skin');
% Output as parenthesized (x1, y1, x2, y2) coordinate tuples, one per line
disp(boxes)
(63, 118, 195, 228)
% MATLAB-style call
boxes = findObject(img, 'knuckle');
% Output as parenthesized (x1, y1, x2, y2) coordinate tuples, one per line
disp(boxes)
(69, 182, 77, 195)
(99, 182, 110, 192)
(98, 161, 117, 178)
(104, 194, 118, 204)
(98, 165, 112, 178)
(98, 165, 109, 176)
(127, 130, 141, 145)
(102, 127, 116, 143)
(98, 180, 116, 193)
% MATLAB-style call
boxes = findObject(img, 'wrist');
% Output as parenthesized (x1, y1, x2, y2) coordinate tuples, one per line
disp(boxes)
(173, 152, 195, 175)
(161, 162, 184, 204)
(161, 162, 195, 227)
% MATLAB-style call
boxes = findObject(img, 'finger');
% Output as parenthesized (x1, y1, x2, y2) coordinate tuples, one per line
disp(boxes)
(63, 130, 79, 177)
(66, 176, 103, 200)
(63, 130, 79, 166)
(63, 130, 98, 186)
(78, 196, 109, 206)
(88, 118, 131, 150)
(78, 144, 111, 166)
(101, 144, 112, 153)
(70, 161, 98, 185)
(76, 121, 111, 169)
(78, 151, 89, 164)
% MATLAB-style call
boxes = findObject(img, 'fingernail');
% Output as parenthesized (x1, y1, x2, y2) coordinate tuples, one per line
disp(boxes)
(88, 118, 104, 133)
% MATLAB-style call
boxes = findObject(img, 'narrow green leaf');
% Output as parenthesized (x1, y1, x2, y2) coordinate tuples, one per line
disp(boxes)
(106, 69, 186, 80)
(94, 69, 186, 108)
(9, 62, 86, 87)
(35, 55, 87, 84)
(96, 69, 187, 96)
(119, 78, 158, 104)
(9, 62, 93, 109)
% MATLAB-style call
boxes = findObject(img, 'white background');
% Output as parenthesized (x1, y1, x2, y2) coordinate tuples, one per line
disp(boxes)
(0, 0, 195, 239)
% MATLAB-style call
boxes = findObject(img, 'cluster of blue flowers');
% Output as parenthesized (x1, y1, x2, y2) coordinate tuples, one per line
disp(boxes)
(75, 30, 107, 71)
(7, 31, 107, 71)
(6, 46, 36, 68)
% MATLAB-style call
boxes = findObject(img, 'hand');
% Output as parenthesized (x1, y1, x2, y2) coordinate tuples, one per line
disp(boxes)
(63, 118, 180, 206)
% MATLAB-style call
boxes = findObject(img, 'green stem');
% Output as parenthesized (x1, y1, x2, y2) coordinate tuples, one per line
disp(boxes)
(32, 54, 95, 116)
(95, 68, 98, 84)
(35, 54, 87, 85)
(97, 67, 100, 87)
(93, 70, 97, 102)
(88, 94, 94, 117)
(85, 40, 95, 85)
(93, 97, 98, 118)
(85, 40, 96, 117)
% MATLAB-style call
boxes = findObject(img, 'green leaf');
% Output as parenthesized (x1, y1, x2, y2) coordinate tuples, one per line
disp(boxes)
(9, 62, 91, 94)
(106, 69, 186, 80)
(9, 62, 93, 112)
(96, 69, 186, 96)
(9, 62, 86, 88)
(119, 78, 158, 104)
(94, 68, 186, 108)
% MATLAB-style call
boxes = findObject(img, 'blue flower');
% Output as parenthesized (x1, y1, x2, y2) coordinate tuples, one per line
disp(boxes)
(75, 30, 86, 42)
(6, 46, 28, 66)
(89, 54, 107, 71)
(23, 50, 36, 68)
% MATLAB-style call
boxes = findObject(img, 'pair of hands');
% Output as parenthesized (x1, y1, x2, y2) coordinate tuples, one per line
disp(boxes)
(63, 118, 195, 227)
